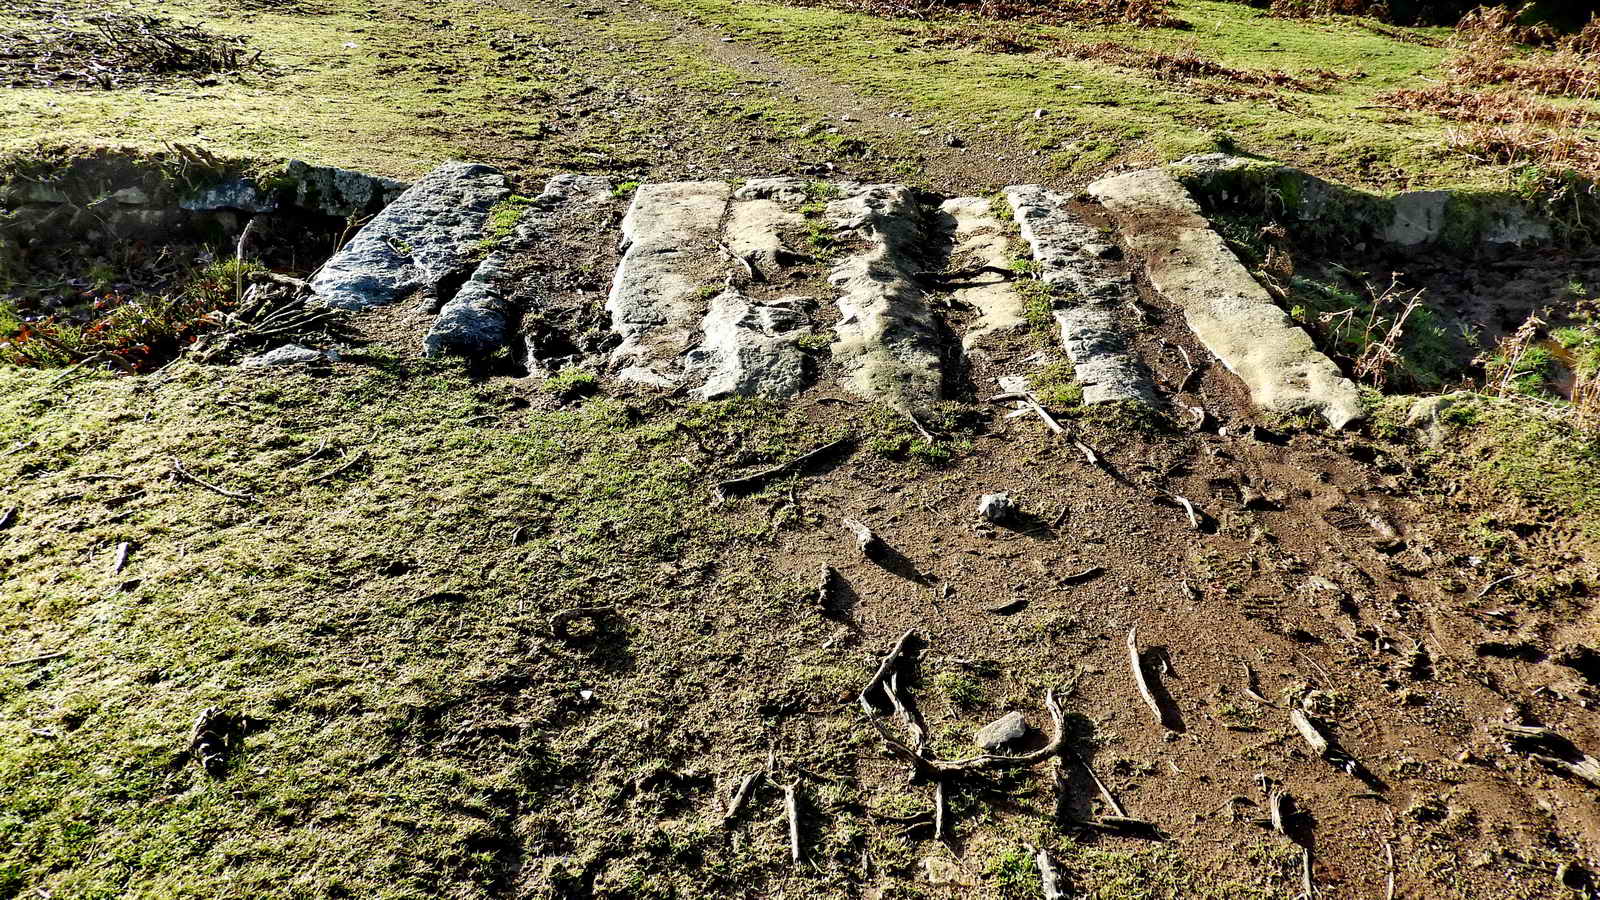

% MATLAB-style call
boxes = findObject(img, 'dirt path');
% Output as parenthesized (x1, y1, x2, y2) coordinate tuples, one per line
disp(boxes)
(493, 0, 1069, 192)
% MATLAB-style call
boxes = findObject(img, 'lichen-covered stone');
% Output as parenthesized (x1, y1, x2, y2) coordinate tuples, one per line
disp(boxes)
(424, 175, 613, 358)
(826, 184, 946, 413)
(310, 162, 509, 311)
(1090, 169, 1362, 429)
(1005, 185, 1154, 406)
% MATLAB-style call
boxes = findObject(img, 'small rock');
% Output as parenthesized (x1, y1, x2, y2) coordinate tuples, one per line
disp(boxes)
(922, 856, 972, 886)
(945, 135, 965, 148)
(241, 344, 336, 368)
(975, 711, 1028, 750)
(977, 492, 1013, 523)
(1033, 108, 1047, 119)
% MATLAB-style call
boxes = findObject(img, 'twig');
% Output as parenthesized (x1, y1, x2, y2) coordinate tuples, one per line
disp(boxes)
(169, 457, 255, 502)
(897, 404, 936, 441)
(306, 449, 369, 484)
(1289, 708, 1338, 765)
(783, 779, 803, 865)
(1127, 626, 1167, 728)
(723, 772, 761, 826)
(3, 651, 66, 667)
(870, 688, 1066, 775)
(1090, 815, 1161, 833)
(1068, 747, 1126, 817)
(1074, 440, 1101, 467)
(1241, 662, 1278, 707)
(1061, 566, 1104, 584)
(1477, 574, 1518, 598)
(859, 629, 918, 714)
(1299, 847, 1316, 900)
(843, 517, 880, 556)
(715, 241, 761, 282)
(716, 438, 852, 497)
(990, 391, 1064, 434)
(933, 778, 949, 842)
(1384, 839, 1395, 900)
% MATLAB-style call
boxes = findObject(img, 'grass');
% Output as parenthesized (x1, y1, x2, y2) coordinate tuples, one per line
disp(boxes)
(0, 0, 839, 181)
(0, 357, 847, 897)
(644, 0, 1597, 189)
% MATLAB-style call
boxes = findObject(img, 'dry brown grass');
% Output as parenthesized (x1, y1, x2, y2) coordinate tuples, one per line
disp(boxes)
(1268, 0, 1392, 19)
(1053, 41, 1323, 93)
(1376, 7, 1600, 176)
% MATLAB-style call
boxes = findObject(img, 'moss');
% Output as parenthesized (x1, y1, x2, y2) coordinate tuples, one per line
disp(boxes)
(544, 366, 599, 398)
(1027, 360, 1083, 413)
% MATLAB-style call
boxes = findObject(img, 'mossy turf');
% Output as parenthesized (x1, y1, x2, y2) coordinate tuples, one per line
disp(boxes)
(4, 0, 1597, 190)
(0, 358, 833, 898)
(647, 0, 1597, 190)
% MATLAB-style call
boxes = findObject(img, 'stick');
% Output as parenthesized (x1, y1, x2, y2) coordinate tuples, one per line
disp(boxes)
(1167, 495, 1202, 530)
(1267, 788, 1291, 836)
(1241, 662, 1277, 706)
(1289, 708, 1332, 758)
(723, 772, 761, 825)
(873, 689, 1066, 775)
(1052, 757, 1070, 825)
(934, 778, 949, 842)
(1068, 747, 1125, 817)
(1127, 626, 1166, 728)
(3, 651, 66, 667)
(1032, 845, 1065, 900)
(783, 780, 803, 864)
(110, 541, 130, 575)
(843, 517, 880, 556)
(1384, 840, 1395, 900)
(886, 672, 929, 754)
(859, 629, 918, 714)
(306, 449, 369, 484)
(716, 438, 852, 497)
(169, 457, 255, 502)
(1061, 566, 1104, 584)
(1300, 847, 1316, 900)
(990, 391, 1064, 434)
(715, 241, 761, 282)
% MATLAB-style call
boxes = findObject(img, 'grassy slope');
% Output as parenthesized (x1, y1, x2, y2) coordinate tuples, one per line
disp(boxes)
(0, 357, 818, 898)
(652, 0, 1484, 185)
(0, 0, 794, 179)
(2, 0, 1596, 188)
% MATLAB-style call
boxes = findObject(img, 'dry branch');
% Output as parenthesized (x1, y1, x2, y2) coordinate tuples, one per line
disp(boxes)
(723, 772, 761, 826)
(783, 780, 803, 864)
(872, 689, 1066, 776)
(1289, 708, 1332, 758)
(716, 438, 852, 497)
(859, 629, 919, 715)
(169, 457, 254, 502)
(306, 449, 369, 485)
(1126, 626, 1166, 728)
(3, 651, 67, 667)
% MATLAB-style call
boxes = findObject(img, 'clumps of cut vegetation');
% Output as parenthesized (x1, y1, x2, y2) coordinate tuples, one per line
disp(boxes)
(0, 11, 263, 90)
(1049, 41, 1328, 96)
(0, 259, 266, 371)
